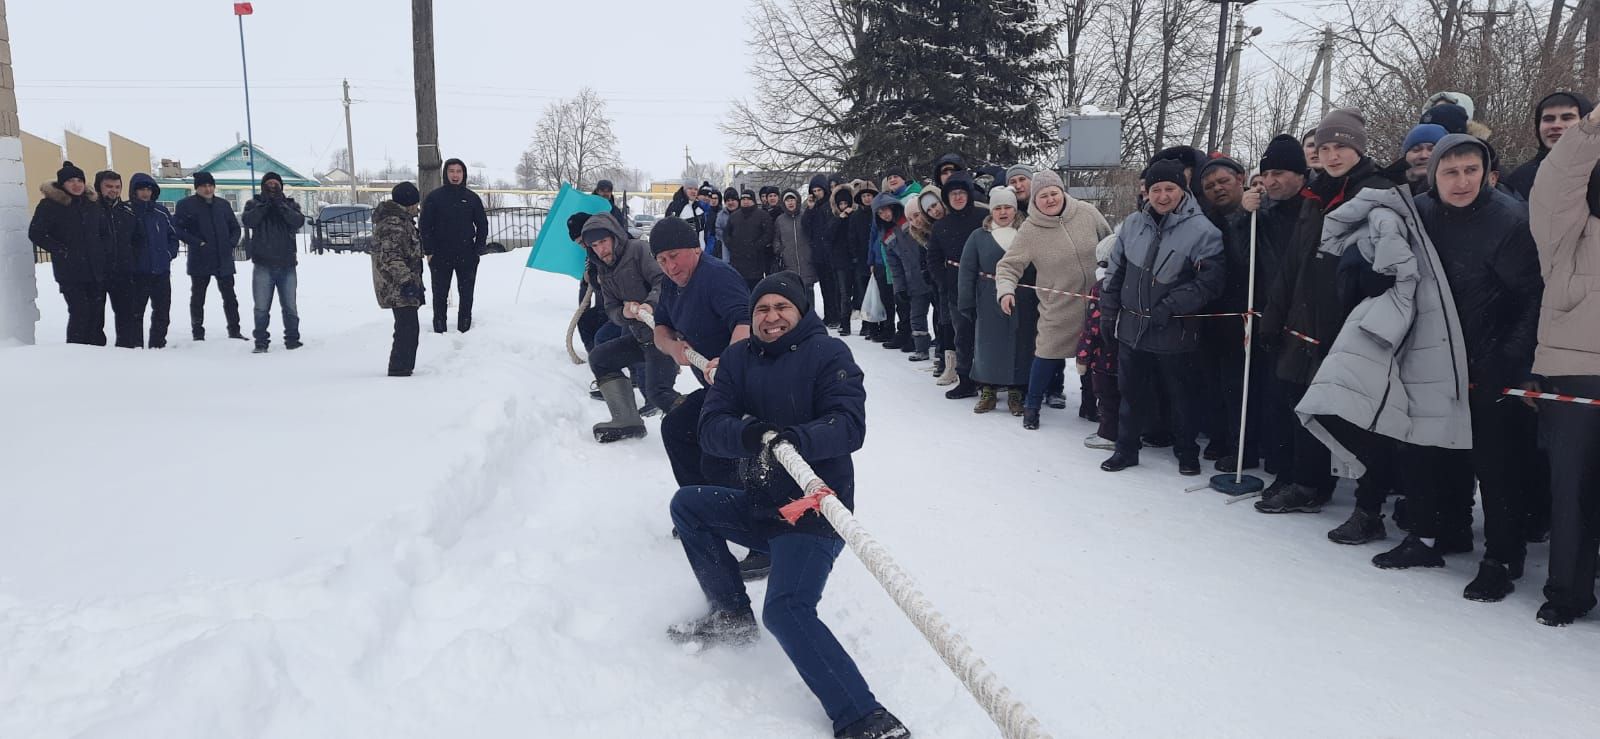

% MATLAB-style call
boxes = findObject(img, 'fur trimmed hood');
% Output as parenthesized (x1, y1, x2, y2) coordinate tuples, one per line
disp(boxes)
(40, 181, 96, 206)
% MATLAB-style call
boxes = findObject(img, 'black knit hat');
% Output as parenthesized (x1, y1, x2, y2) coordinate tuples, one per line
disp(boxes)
(56, 161, 86, 184)
(833, 187, 854, 209)
(595, 179, 614, 192)
(93, 169, 121, 191)
(1259, 133, 1308, 175)
(739, 189, 757, 201)
(751, 270, 811, 319)
(1419, 103, 1469, 135)
(1143, 159, 1187, 190)
(884, 165, 908, 181)
(262, 171, 284, 188)
(723, 187, 739, 202)
(391, 181, 420, 207)
(193, 171, 216, 188)
(1197, 157, 1245, 182)
(649, 217, 700, 256)
(759, 185, 780, 197)
(566, 212, 592, 241)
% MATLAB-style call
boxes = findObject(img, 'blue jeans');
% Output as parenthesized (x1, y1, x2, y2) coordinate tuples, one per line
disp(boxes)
(669, 485, 882, 733)
(1025, 356, 1066, 411)
(251, 265, 299, 345)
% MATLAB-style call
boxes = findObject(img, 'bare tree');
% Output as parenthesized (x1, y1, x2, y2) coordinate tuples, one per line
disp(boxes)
(721, 0, 862, 171)
(681, 160, 725, 187)
(517, 87, 623, 191)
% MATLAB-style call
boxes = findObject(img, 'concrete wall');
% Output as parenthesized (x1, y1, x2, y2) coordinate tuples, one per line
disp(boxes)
(64, 131, 107, 178)
(0, 0, 39, 345)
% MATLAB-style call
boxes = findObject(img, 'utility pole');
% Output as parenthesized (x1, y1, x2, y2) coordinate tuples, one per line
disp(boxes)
(1320, 25, 1333, 118)
(1221, 18, 1259, 154)
(342, 79, 358, 204)
(412, 0, 442, 195)
(1202, 0, 1233, 153)
(1465, 0, 1514, 93)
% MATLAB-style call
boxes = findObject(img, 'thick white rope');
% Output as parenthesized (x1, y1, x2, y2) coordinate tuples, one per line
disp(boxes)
(565, 283, 592, 365)
(636, 305, 1053, 739)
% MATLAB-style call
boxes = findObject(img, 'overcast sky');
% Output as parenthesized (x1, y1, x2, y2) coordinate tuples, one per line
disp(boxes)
(12, 1, 1327, 186)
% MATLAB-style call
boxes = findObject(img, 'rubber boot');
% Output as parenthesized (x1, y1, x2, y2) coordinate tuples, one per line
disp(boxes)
(593, 375, 647, 443)
(935, 350, 959, 385)
(907, 332, 931, 361)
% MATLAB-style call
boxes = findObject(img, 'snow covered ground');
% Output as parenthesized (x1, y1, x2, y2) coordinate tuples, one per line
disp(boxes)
(2, 253, 1597, 738)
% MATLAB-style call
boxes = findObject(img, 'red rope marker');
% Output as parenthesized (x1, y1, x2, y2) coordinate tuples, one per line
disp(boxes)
(778, 486, 837, 525)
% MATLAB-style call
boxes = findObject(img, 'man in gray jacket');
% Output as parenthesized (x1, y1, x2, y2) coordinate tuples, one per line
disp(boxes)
(581, 213, 678, 443)
(1100, 160, 1226, 476)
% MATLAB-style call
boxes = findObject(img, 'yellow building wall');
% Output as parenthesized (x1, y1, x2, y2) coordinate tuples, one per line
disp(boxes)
(21, 130, 60, 189)
(63, 131, 107, 177)
(109, 132, 150, 177)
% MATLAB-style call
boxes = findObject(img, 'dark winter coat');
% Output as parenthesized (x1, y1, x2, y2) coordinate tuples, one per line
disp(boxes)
(1504, 91, 1595, 200)
(174, 193, 242, 277)
(129, 175, 180, 276)
(100, 196, 141, 276)
(801, 175, 836, 271)
(419, 165, 488, 265)
(369, 200, 426, 309)
(1260, 157, 1398, 385)
(828, 185, 858, 270)
(241, 192, 306, 268)
(886, 222, 931, 297)
(928, 173, 987, 300)
(1415, 146, 1543, 390)
(845, 208, 873, 277)
(699, 310, 866, 539)
(773, 201, 817, 285)
(869, 192, 905, 287)
(1101, 193, 1226, 354)
(29, 182, 111, 284)
(581, 213, 663, 342)
(931, 153, 967, 185)
(960, 223, 1035, 386)
(724, 206, 775, 281)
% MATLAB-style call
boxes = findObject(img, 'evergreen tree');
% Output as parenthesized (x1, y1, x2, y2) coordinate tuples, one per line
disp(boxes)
(835, 0, 1064, 176)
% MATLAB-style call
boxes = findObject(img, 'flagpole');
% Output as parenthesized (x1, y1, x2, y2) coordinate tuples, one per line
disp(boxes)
(236, 10, 257, 194)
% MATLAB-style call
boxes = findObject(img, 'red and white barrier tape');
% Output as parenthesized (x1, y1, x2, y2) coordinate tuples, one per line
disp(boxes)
(948, 259, 1257, 319)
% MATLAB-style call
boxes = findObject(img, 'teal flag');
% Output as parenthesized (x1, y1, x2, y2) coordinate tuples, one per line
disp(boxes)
(526, 183, 611, 279)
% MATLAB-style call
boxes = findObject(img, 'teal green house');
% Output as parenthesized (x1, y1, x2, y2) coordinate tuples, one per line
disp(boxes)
(155, 142, 318, 210)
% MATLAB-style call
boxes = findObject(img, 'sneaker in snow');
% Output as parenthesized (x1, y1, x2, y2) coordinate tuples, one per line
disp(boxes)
(1254, 484, 1324, 514)
(1463, 559, 1518, 603)
(252, 344, 269, 354)
(1536, 601, 1589, 627)
(1372, 534, 1445, 570)
(837, 709, 912, 739)
(1045, 392, 1067, 410)
(1084, 433, 1115, 450)
(667, 608, 759, 648)
(1327, 508, 1387, 545)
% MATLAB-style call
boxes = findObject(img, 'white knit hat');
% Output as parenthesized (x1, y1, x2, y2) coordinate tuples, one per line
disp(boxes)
(988, 186, 1018, 209)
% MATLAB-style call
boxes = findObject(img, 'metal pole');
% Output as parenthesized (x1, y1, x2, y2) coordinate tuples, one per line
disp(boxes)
(1232, 211, 1258, 483)
(237, 14, 256, 194)
(1221, 17, 1246, 154)
(1320, 26, 1333, 118)
(343, 79, 358, 204)
(1205, 0, 1231, 153)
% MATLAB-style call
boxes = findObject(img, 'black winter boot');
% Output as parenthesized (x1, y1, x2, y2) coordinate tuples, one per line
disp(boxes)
(1536, 601, 1590, 627)
(1021, 407, 1040, 430)
(433, 315, 447, 333)
(1100, 452, 1138, 472)
(739, 551, 771, 581)
(907, 333, 931, 361)
(1372, 534, 1445, 570)
(1254, 484, 1324, 514)
(1463, 559, 1519, 602)
(836, 708, 911, 739)
(944, 375, 978, 400)
(458, 315, 471, 333)
(666, 607, 759, 648)
(1327, 508, 1388, 545)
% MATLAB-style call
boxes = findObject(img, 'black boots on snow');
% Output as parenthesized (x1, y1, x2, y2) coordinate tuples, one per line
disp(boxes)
(944, 375, 978, 400)
(837, 709, 912, 739)
(1463, 559, 1521, 603)
(1372, 534, 1445, 570)
(667, 607, 759, 648)
(1327, 508, 1388, 546)
(433, 316, 448, 333)
(907, 333, 931, 361)
(593, 375, 647, 443)
(1254, 484, 1326, 514)
(1100, 452, 1137, 472)
(739, 551, 772, 581)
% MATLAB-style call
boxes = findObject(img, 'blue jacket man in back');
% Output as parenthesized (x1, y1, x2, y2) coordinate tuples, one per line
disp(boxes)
(666, 271, 911, 739)
(128, 173, 181, 348)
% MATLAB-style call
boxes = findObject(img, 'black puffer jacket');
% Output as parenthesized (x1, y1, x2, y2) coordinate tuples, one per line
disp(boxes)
(927, 172, 986, 298)
(724, 206, 774, 281)
(241, 193, 306, 267)
(29, 182, 110, 284)
(419, 158, 488, 264)
(801, 175, 835, 270)
(1415, 139, 1544, 389)
(100, 197, 142, 276)
(1260, 157, 1397, 385)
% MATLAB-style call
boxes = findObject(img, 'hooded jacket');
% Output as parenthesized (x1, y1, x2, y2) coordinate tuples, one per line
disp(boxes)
(1415, 135, 1544, 390)
(827, 183, 858, 269)
(1528, 116, 1600, 377)
(927, 172, 987, 301)
(698, 309, 865, 539)
(1101, 193, 1226, 354)
(580, 213, 664, 342)
(241, 187, 306, 268)
(772, 190, 817, 284)
(29, 182, 110, 284)
(174, 189, 242, 277)
(869, 191, 906, 288)
(370, 199, 426, 310)
(1505, 91, 1595, 200)
(996, 189, 1113, 359)
(801, 175, 835, 270)
(419, 158, 488, 263)
(1298, 187, 1472, 477)
(931, 153, 967, 185)
(1260, 157, 1398, 385)
(724, 201, 775, 281)
(128, 174, 180, 276)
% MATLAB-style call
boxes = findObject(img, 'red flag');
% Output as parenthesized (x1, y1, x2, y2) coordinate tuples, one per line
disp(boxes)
(233, 2, 254, 15)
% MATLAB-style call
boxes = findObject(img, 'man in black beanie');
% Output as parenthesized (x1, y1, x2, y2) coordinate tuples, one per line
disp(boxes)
(94, 170, 146, 349)
(666, 268, 909, 739)
(242, 171, 306, 353)
(29, 161, 111, 345)
(174, 170, 244, 341)
(370, 182, 426, 375)
(760, 184, 783, 219)
(725, 189, 774, 289)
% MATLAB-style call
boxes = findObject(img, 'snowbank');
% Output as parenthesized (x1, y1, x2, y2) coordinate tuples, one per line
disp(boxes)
(1, 254, 1596, 738)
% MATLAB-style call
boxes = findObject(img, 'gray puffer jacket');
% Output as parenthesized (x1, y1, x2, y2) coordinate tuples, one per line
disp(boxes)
(1298, 187, 1471, 478)
(1101, 193, 1225, 354)
(581, 212, 663, 342)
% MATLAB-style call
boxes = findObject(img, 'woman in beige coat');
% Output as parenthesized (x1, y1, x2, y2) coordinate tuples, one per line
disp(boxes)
(995, 170, 1112, 429)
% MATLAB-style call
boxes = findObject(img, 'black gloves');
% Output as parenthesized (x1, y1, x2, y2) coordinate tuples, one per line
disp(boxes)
(741, 422, 780, 454)
(1149, 302, 1174, 328)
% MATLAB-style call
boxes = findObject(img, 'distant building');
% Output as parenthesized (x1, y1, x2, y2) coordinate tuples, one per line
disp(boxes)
(154, 142, 318, 211)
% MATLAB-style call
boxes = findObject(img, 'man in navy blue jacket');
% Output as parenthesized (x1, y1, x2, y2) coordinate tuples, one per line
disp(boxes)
(667, 272, 909, 739)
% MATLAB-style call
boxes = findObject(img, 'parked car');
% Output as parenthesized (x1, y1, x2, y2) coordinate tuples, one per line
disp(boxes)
(312, 204, 374, 254)
(631, 214, 657, 235)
